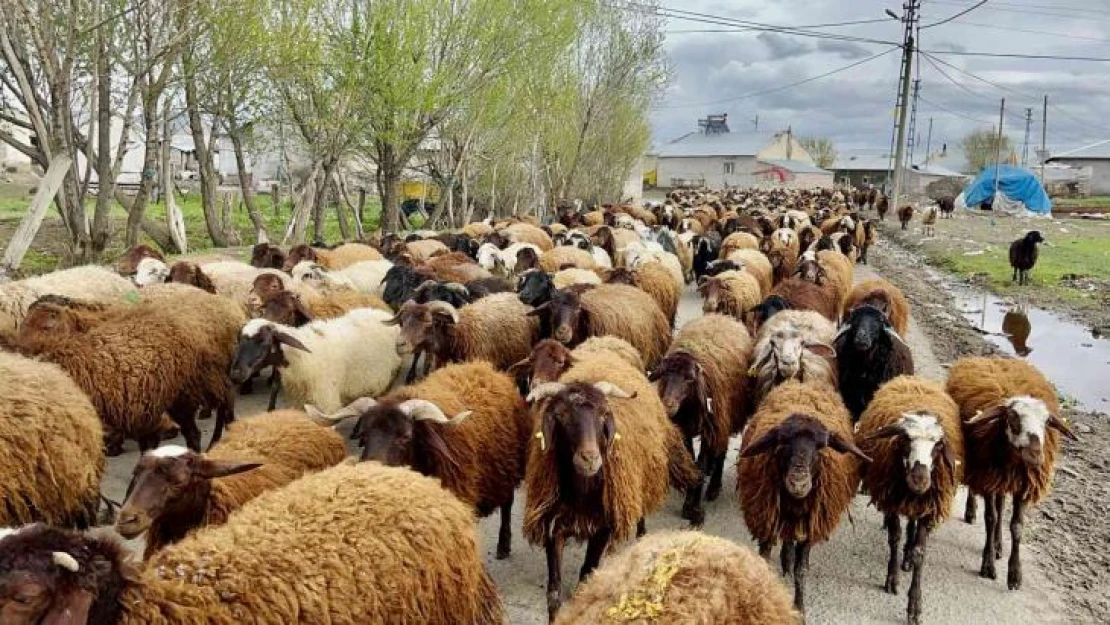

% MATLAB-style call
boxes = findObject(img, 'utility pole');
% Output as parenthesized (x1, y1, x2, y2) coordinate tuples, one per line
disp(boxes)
(924, 117, 933, 164)
(1040, 95, 1048, 183)
(888, 0, 920, 210)
(993, 98, 1005, 198)
(751, 115, 759, 132)
(906, 78, 921, 167)
(1021, 108, 1033, 166)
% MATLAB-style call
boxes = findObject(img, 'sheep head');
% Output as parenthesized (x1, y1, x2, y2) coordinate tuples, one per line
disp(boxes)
(756, 327, 835, 383)
(0, 525, 129, 625)
(309, 397, 470, 466)
(115, 445, 262, 540)
(388, 300, 458, 357)
(793, 258, 826, 285)
(967, 396, 1077, 466)
(648, 351, 712, 433)
(118, 244, 165, 276)
(168, 261, 215, 293)
(250, 243, 286, 269)
(411, 280, 471, 309)
(132, 258, 169, 287)
(283, 244, 319, 272)
(260, 290, 314, 327)
(516, 270, 556, 307)
(528, 289, 584, 345)
(835, 305, 903, 354)
(230, 319, 310, 384)
(865, 412, 954, 495)
(697, 275, 728, 315)
(525, 381, 634, 478)
(742, 413, 870, 499)
(509, 339, 576, 391)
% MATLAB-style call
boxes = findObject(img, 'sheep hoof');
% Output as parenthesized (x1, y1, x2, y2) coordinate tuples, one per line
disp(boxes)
(705, 483, 722, 502)
(496, 546, 511, 560)
(884, 577, 898, 594)
(901, 559, 913, 573)
(964, 511, 976, 524)
(686, 508, 705, 528)
(980, 563, 996, 580)
(1007, 569, 1021, 591)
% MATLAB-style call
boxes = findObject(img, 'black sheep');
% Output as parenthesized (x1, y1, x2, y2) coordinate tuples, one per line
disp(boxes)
(834, 305, 915, 422)
(937, 197, 955, 219)
(1009, 231, 1045, 286)
(692, 232, 721, 279)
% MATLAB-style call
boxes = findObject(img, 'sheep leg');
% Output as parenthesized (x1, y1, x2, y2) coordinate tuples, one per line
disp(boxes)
(682, 445, 712, 526)
(883, 513, 902, 594)
(964, 490, 977, 524)
(636, 517, 646, 538)
(980, 492, 998, 579)
(901, 518, 917, 573)
(207, 402, 235, 451)
(907, 518, 932, 625)
(267, 371, 282, 411)
(404, 350, 422, 383)
(780, 538, 795, 579)
(1012, 267, 1018, 283)
(705, 452, 726, 501)
(495, 496, 513, 560)
(793, 541, 811, 613)
(1008, 495, 1025, 590)
(759, 541, 774, 561)
(544, 534, 565, 621)
(579, 526, 612, 583)
(992, 494, 1004, 559)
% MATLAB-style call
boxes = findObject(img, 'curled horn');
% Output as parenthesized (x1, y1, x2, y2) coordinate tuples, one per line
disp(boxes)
(52, 551, 80, 573)
(526, 382, 567, 404)
(885, 327, 910, 349)
(443, 282, 470, 296)
(593, 381, 636, 399)
(400, 399, 471, 425)
(413, 279, 439, 294)
(305, 397, 378, 426)
(967, 404, 1006, 425)
(273, 330, 310, 353)
(1048, 413, 1079, 441)
(425, 300, 460, 323)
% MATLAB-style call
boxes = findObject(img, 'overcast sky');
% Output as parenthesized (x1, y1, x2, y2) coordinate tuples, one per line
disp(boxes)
(650, 0, 1110, 158)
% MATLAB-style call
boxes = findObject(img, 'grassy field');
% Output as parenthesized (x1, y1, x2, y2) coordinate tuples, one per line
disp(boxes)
(0, 179, 382, 275)
(1054, 196, 1110, 213)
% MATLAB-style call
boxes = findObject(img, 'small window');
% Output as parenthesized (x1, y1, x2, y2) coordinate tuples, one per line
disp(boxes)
(723, 161, 735, 175)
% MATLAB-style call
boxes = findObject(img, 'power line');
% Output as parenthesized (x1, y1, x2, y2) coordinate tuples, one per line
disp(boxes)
(929, 0, 1110, 20)
(920, 0, 989, 29)
(918, 95, 993, 124)
(923, 50, 1110, 62)
(665, 18, 892, 33)
(949, 21, 1110, 43)
(920, 54, 1027, 124)
(654, 46, 899, 110)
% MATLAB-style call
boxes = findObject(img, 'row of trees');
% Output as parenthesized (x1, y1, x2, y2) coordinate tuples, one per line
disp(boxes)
(0, 0, 668, 263)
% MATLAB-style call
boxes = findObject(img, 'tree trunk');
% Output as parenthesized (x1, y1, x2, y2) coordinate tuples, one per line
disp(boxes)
(311, 160, 334, 243)
(161, 101, 186, 253)
(227, 123, 268, 240)
(271, 183, 281, 218)
(183, 63, 230, 247)
(357, 188, 366, 225)
(284, 161, 320, 245)
(2, 155, 73, 273)
(377, 147, 403, 233)
(90, 24, 114, 256)
(126, 92, 160, 247)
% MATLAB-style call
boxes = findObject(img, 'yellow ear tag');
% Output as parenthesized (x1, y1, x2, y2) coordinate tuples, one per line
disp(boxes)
(747, 366, 757, 378)
(613, 432, 622, 444)
(535, 431, 546, 452)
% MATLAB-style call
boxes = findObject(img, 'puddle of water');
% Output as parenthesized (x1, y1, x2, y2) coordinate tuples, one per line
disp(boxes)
(946, 283, 1110, 414)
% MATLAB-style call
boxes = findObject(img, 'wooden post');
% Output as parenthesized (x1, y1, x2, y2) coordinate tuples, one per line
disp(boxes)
(271, 183, 281, 217)
(357, 187, 366, 224)
(2, 155, 73, 272)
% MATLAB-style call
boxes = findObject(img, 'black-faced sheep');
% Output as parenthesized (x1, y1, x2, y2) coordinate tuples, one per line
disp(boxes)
(856, 376, 964, 624)
(1009, 231, 1045, 286)
(524, 350, 700, 620)
(307, 361, 531, 559)
(945, 357, 1076, 590)
(898, 205, 914, 230)
(834, 304, 915, 422)
(0, 462, 503, 625)
(738, 380, 869, 612)
(650, 314, 753, 525)
(115, 411, 346, 558)
(844, 277, 910, 336)
(0, 352, 104, 529)
(554, 531, 799, 624)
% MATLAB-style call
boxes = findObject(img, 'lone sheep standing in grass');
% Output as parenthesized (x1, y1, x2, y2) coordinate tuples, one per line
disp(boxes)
(1009, 231, 1045, 286)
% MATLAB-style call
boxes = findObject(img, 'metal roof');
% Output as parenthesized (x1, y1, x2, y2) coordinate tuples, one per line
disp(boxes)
(760, 159, 831, 175)
(1048, 139, 1110, 161)
(655, 131, 769, 158)
(831, 152, 892, 172)
(910, 163, 968, 178)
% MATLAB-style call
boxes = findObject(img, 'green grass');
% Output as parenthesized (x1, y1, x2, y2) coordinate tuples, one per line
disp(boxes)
(934, 236, 1110, 303)
(1055, 196, 1110, 209)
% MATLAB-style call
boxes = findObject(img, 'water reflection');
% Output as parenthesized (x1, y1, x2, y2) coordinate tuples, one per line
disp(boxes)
(1002, 307, 1032, 356)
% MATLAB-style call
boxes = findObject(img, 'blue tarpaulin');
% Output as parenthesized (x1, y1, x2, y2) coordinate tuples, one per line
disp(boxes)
(962, 165, 1052, 214)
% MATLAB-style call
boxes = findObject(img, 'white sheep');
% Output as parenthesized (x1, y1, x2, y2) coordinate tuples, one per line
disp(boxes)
(477, 242, 542, 276)
(751, 309, 838, 405)
(133, 257, 170, 287)
(229, 308, 403, 413)
(0, 265, 135, 333)
(291, 259, 393, 295)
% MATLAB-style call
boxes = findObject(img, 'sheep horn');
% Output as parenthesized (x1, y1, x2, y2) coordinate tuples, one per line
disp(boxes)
(1048, 413, 1079, 441)
(413, 279, 439, 293)
(593, 381, 636, 399)
(526, 382, 567, 404)
(865, 422, 905, 441)
(52, 551, 80, 572)
(305, 397, 378, 426)
(400, 399, 471, 425)
(425, 301, 460, 323)
(443, 282, 470, 296)
(885, 326, 910, 349)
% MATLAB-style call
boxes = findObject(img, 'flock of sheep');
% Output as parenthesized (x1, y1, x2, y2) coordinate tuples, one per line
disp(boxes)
(0, 186, 1075, 625)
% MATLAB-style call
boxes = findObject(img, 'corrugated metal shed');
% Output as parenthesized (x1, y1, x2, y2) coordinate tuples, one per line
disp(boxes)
(831, 153, 892, 172)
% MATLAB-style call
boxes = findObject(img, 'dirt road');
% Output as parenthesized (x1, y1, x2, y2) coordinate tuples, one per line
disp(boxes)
(98, 250, 1085, 623)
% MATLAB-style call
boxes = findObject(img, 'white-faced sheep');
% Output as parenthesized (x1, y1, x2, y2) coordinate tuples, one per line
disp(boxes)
(945, 357, 1076, 591)
(524, 351, 701, 620)
(307, 361, 531, 559)
(750, 310, 838, 406)
(738, 380, 870, 613)
(650, 314, 753, 525)
(115, 411, 347, 558)
(0, 462, 503, 625)
(229, 308, 402, 414)
(0, 352, 104, 529)
(856, 376, 964, 624)
(554, 531, 799, 625)
(291, 258, 393, 294)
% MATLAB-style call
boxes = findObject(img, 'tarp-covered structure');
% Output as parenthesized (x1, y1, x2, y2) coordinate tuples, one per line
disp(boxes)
(958, 165, 1052, 215)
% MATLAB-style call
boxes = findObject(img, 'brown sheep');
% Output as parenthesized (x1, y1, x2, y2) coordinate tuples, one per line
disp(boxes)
(510, 337, 645, 392)
(392, 292, 539, 372)
(424, 250, 493, 283)
(844, 277, 910, 336)
(554, 531, 799, 625)
(405, 238, 450, 262)
(282, 242, 383, 271)
(1, 463, 503, 625)
(502, 222, 554, 251)
(307, 361, 531, 559)
(540, 246, 597, 272)
(117, 244, 164, 276)
(651, 314, 753, 525)
(258, 287, 389, 327)
(719, 231, 761, 258)
(530, 283, 670, 370)
(524, 351, 701, 620)
(0, 352, 104, 529)
(723, 248, 773, 296)
(766, 248, 797, 286)
(815, 249, 853, 312)
(770, 276, 839, 323)
(698, 270, 762, 320)
(738, 380, 869, 613)
(115, 411, 346, 559)
(604, 263, 680, 327)
(857, 377, 964, 624)
(898, 204, 914, 230)
(461, 220, 494, 239)
(945, 357, 1076, 590)
(250, 242, 286, 269)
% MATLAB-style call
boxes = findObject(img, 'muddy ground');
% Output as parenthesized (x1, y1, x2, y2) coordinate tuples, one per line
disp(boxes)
(868, 234, 1109, 622)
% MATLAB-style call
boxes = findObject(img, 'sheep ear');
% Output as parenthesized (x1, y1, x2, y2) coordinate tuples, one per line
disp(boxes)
(804, 342, 836, 360)
(593, 382, 636, 399)
(967, 404, 1007, 425)
(41, 587, 94, 625)
(740, 428, 781, 458)
(198, 459, 263, 479)
(1048, 413, 1079, 441)
(508, 356, 533, 377)
(827, 431, 872, 463)
(865, 423, 905, 441)
(274, 330, 310, 353)
(526, 302, 550, 316)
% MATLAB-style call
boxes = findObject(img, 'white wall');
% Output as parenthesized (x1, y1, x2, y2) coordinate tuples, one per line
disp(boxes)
(0, 121, 32, 168)
(1054, 159, 1110, 195)
(656, 155, 758, 188)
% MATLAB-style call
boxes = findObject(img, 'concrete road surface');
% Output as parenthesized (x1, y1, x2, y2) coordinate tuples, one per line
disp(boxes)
(100, 264, 1068, 624)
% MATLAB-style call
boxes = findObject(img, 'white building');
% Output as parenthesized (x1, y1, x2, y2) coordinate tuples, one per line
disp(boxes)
(1047, 140, 1110, 195)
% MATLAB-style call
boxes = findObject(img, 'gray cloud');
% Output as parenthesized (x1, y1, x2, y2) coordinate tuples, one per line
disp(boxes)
(757, 32, 813, 60)
(815, 40, 872, 60)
